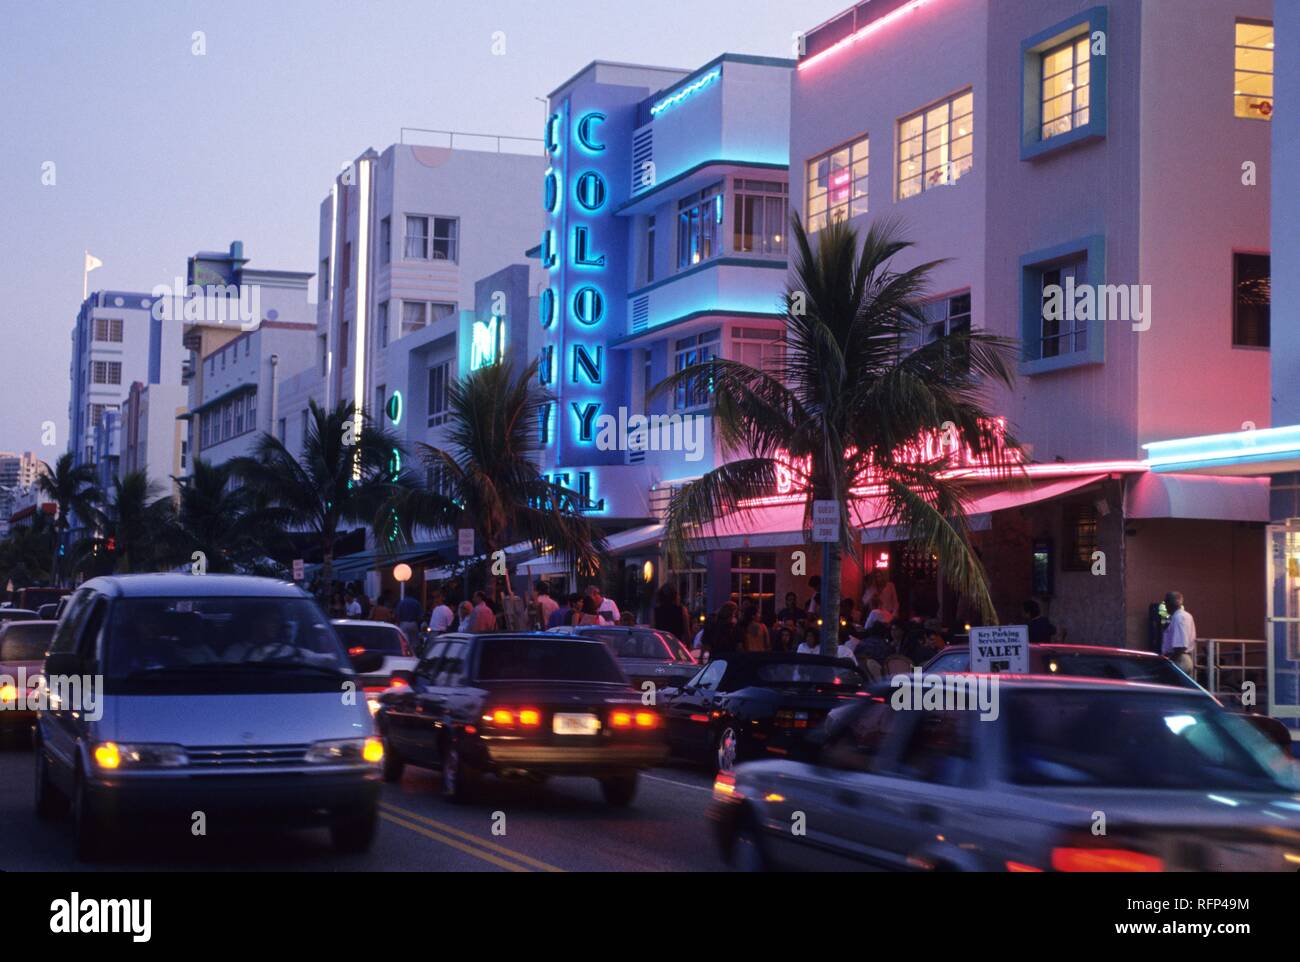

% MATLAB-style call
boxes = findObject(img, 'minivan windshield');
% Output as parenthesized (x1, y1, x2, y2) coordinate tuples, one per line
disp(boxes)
(105, 597, 349, 684)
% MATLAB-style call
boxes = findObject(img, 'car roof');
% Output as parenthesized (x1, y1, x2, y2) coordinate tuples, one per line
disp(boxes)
(447, 631, 608, 646)
(0, 608, 38, 617)
(331, 619, 401, 628)
(78, 573, 309, 599)
(568, 624, 657, 634)
(883, 674, 1205, 695)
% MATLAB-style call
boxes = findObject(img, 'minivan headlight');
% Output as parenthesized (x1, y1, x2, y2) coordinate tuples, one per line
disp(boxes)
(306, 737, 383, 765)
(92, 742, 188, 769)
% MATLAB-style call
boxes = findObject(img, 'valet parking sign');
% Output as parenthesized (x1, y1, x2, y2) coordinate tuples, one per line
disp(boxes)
(969, 625, 1030, 674)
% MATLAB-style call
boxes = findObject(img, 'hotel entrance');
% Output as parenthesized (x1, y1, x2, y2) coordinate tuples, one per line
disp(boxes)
(1267, 523, 1300, 732)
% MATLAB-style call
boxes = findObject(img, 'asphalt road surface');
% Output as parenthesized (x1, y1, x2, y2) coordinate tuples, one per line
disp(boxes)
(0, 743, 728, 872)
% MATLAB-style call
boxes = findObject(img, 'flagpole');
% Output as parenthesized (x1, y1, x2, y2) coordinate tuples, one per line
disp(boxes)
(83, 249, 88, 301)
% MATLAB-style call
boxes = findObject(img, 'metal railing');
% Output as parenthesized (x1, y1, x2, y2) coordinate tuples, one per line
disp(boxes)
(1196, 638, 1270, 710)
(399, 127, 544, 156)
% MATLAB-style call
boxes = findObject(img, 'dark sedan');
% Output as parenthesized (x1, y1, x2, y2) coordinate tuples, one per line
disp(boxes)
(374, 632, 667, 806)
(923, 643, 1295, 750)
(548, 624, 698, 693)
(660, 652, 867, 773)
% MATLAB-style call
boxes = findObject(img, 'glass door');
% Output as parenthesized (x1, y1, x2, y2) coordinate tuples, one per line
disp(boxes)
(1266, 523, 1300, 725)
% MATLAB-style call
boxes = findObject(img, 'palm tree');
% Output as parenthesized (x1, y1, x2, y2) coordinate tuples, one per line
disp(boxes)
(390, 359, 605, 598)
(78, 471, 175, 574)
(655, 216, 1022, 654)
(168, 458, 269, 573)
(229, 399, 406, 585)
(0, 512, 56, 587)
(35, 452, 100, 586)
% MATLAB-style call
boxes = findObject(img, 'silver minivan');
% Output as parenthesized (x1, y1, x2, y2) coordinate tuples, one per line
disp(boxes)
(33, 574, 385, 860)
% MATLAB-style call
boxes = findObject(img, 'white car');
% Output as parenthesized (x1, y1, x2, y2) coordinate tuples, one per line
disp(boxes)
(331, 619, 418, 714)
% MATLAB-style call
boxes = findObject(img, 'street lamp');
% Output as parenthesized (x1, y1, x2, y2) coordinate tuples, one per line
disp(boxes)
(393, 562, 412, 600)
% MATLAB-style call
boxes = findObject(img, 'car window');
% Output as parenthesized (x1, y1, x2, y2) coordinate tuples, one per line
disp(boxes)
(48, 588, 93, 654)
(693, 660, 726, 691)
(418, 642, 448, 680)
(77, 597, 110, 661)
(926, 650, 970, 673)
(0, 622, 57, 661)
(474, 637, 624, 683)
(435, 642, 466, 686)
(1040, 652, 1199, 689)
(885, 710, 975, 787)
(822, 700, 902, 774)
(334, 623, 409, 656)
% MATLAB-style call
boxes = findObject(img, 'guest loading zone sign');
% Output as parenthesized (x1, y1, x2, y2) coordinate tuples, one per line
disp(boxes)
(969, 625, 1030, 673)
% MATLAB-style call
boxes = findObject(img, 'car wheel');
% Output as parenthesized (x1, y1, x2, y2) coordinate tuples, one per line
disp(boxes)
(715, 725, 741, 773)
(732, 816, 770, 872)
(380, 738, 405, 783)
(599, 774, 638, 808)
(72, 769, 105, 862)
(330, 809, 379, 854)
(34, 742, 66, 820)
(440, 737, 479, 803)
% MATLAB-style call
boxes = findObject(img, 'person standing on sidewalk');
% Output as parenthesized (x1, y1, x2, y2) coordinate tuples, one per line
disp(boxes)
(1161, 591, 1197, 676)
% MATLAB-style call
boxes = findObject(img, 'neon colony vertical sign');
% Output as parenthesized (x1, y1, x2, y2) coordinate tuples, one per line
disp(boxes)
(540, 103, 609, 512)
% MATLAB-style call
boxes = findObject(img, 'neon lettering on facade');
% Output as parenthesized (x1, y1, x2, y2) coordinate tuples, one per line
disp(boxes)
(470, 316, 503, 370)
(650, 68, 721, 117)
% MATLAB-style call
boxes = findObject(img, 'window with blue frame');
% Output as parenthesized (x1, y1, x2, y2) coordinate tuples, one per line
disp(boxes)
(1019, 235, 1106, 374)
(673, 329, 719, 411)
(1021, 7, 1108, 160)
(677, 182, 724, 269)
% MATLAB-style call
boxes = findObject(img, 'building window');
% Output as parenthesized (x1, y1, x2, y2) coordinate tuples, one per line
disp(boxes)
(277, 417, 286, 443)
(1040, 36, 1091, 140)
(1233, 252, 1271, 348)
(430, 302, 457, 325)
(319, 258, 329, 302)
(734, 180, 789, 254)
(404, 216, 429, 259)
(222, 402, 233, 440)
(677, 182, 724, 269)
(233, 396, 245, 435)
(93, 318, 123, 342)
(807, 137, 868, 232)
(673, 329, 719, 411)
(919, 291, 972, 371)
(377, 301, 389, 348)
(380, 217, 391, 264)
(1235, 21, 1274, 120)
(342, 242, 352, 291)
(301, 410, 310, 452)
(731, 327, 783, 373)
(645, 216, 656, 284)
(1019, 235, 1105, 374)
(730, 552, 777, 622)
(402, 302, 425, 337)
(1063, 503, 1098, 571)
(91, 361, 121, 385)
(339, 321, 349, 369)
(432, 217, 458, 261)
(1021, 8, 1108, 159)
(246, 391, 257, 432)
(427, 361, 451, 427)
(899, 90, 973, 199)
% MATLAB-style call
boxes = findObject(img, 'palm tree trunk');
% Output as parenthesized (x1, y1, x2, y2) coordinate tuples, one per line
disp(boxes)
(819, 541, 842, 656)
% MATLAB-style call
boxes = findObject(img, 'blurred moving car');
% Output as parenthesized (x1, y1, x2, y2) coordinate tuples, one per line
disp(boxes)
(375, 631, 666, 806)
(0, 608, 39, 625)
(711, 677, 1300, 871)
(548, 624, 698, 692)
(331, 619, 418, 715)
(37, 603, 61, 621)
(923, 643, 1294, 750)
(0, 619, 56, 744)
(659, 652, 867, 772)
(33, 575, 385, 860)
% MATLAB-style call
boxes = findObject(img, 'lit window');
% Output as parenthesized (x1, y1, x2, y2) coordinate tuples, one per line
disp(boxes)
(1040, 36, 1091, 140)
(677, 183, 724, 269)
(898, 91, 973, 199)
(806, 137, 867, 232)
(673, 329, 719, 411)
(1233, 252, 1271, 348)
(734, 180, 789, 253)
(1235, 21, 1274, 120)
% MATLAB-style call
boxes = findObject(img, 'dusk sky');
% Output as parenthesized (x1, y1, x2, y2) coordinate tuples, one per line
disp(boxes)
(0, 0, 847, 457)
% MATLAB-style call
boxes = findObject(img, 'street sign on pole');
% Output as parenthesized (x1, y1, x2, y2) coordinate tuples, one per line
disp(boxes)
(458, 529, 475, 557)
(969, 625, 1030, 673)
(292, 559, 304, 582)
(812, 500, 839, 543)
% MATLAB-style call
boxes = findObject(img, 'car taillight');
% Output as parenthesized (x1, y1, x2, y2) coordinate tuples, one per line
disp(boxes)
(774, 710, 811, 730)
(518, 709, 542, 727)
(348, 645, 366, 657)
(610, 711, 633, 728)
(482, 708, 542, 728)
(712, 771, 738, 800)
(1050, 847, 1163, 872)
(634, 711, 657, 729)
(389, 675, 409, 689)
(0, 683, 18, 704)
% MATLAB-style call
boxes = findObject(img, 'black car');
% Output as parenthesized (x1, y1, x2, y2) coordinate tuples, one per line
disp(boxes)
(660, 652, 867, 773)
(548, 624, 698, 692)
(375, 632, 667, 806)
(923, 643, 1295, 750)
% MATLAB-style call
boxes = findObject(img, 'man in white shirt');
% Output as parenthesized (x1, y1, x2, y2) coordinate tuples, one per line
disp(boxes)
(534, 581, 559, 627)
(588, 586, 620, 625)
(427, 590, 455, 634)
(344, 590, 362, 618)
(1161, 591, 1196, 675)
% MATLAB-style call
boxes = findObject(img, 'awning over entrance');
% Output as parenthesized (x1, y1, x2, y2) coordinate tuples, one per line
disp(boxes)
(1125, 473, 1271, 522)
(312, 539, 455, 580)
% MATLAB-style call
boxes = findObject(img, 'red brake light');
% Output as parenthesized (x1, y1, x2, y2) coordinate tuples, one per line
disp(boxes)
(610, 711, 633, 728)
(519, 709, 542, 727)
(634, 711, 657, 729)
(389, 675, 409, 689)
(348, 645, 366, 657)
(1050, 847, 1163, 873)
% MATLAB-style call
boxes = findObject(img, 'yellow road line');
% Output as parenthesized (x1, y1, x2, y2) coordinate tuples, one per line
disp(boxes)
(380, 811, 531, 872)
(379, 801, 567, 873)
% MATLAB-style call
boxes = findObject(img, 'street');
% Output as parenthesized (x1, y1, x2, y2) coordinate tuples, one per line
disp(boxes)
(0, 745, 727, 872)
